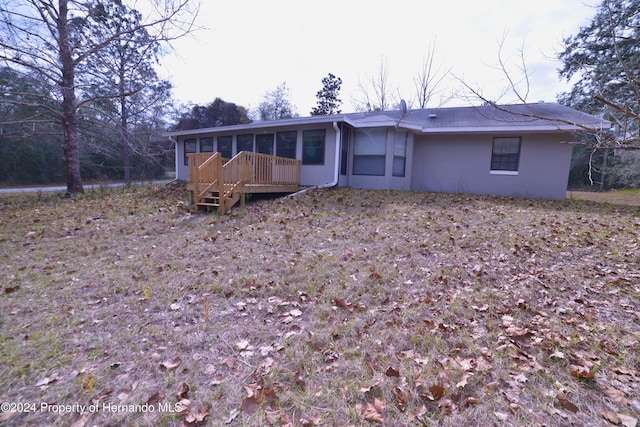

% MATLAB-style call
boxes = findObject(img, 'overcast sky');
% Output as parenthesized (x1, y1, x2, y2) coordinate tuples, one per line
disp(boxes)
(158, 0, 599, 115)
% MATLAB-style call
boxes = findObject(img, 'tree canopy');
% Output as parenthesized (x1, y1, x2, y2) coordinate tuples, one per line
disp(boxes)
(311, 73, 342, 115)
(257, 83, 297, 121)
(558, 0, 639, 149)
(0, 0, 196, 193)
(173, 98, 251, 130)
(558, 0, 640, 188)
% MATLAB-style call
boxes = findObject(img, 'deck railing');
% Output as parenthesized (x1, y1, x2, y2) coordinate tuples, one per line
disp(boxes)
(187, 151, 300, 211)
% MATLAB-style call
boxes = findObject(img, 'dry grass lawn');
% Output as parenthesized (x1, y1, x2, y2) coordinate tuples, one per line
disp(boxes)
(1, 184, 639, 426)
(568, 189, 640, 207)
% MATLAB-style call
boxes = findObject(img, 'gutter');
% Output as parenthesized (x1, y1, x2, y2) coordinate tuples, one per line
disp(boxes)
(168, 136, 179, 180)
(316, 121, 341, 189)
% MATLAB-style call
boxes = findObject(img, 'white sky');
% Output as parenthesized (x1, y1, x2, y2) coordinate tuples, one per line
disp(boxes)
(158, 0, 599, 115)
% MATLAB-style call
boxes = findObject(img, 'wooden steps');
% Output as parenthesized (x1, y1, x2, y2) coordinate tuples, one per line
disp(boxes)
(188, 151, 300, 214)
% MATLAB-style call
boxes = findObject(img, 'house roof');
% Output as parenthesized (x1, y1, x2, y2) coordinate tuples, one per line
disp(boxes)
(164, 102, 610, 138)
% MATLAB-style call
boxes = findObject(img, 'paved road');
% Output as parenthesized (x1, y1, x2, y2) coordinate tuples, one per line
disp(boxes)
(0, 180, 174, 194)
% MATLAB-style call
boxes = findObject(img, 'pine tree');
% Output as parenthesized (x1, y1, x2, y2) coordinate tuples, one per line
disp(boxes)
(311, 73, 343, 115)
(558, 0, 639, 147)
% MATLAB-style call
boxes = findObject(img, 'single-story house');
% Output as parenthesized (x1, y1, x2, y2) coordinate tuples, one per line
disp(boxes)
(164, 102, 609, 200)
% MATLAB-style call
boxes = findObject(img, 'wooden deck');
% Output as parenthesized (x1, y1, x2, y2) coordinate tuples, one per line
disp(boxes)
(187, 151, 300, 213)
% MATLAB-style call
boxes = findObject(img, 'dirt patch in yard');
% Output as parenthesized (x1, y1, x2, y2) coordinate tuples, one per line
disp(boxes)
(1, 184, 639, 426)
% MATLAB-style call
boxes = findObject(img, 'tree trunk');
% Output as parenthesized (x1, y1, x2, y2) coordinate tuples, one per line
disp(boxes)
(599, 150, 608, 192)
(58, 0, 84, 195)
(119, 61, 131, 186)
(62, 119, 84, 194)
(121, 95, 131, 186)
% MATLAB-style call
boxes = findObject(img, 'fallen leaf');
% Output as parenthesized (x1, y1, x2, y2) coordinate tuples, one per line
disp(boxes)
(466, 396, 480, 405)
(358, 398, 385, 424)
(494, 411, 508, 421)
(159, 356, 182, 372)
(146, 391, 164, 406)
(505, 325, 530, 338)
(600, 410, 619, 424)
(294, 370, 306, 391)
(177, 382, 190, 399)
(240, 395, 261, 415)
(392, 386, 407, 411)
(385, 366, 400, 377)
(184, 404, 209, 424)
(511, 373, 527, 383)
(300, 415, 323, 426)
(556, 392, 579, 413)
(570, 365, 594, 379)
(408, 404, 427, 421)
(429, 384, 445, 400)
(260, 346, 274, 356)
(456, 373, 471, 389)
(359, 374, 383, 393)
(236, 339, 250, 350)
(36, 372, 61, 387)
(600, 340, 619, 356)
(333, 298, 352, 311)
(618, 414, 638, 427)
(225, 408, 240, 424)
(603, 385, 631, 405)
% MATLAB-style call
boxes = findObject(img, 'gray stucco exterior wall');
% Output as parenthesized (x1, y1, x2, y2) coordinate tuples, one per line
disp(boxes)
(344, 128, 414, 191)
(410, 132, 573, 199)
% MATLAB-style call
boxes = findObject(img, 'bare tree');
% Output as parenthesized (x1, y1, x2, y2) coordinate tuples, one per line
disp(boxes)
(353, 57, 395, 112)
(0, 0, 198, 194)
(457, 35, 637, 152)
(413, 41, 454, 108)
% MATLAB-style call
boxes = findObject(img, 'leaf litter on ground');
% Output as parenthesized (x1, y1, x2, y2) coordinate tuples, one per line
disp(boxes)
(0, 183, 639, 426)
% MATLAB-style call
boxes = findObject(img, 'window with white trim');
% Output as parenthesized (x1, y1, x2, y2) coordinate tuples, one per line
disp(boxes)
(353, 128, 386, 176)
(490, 137, 521, 173)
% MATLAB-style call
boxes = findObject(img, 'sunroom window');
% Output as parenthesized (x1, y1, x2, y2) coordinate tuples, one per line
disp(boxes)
(200, 137, 214, 152)
(184, 138, 196, 166)
(218, 136, 232, 159)
(276, 131, 297, 159)
(256, 134, 274, 155)
(236, 134, 253, 154)
(302, 129, 326, 165)
(353, 128, 386, 176)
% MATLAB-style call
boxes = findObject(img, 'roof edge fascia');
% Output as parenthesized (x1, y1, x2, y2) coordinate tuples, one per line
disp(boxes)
(421, 123, 611, 133)
(164, 115, 351, 137)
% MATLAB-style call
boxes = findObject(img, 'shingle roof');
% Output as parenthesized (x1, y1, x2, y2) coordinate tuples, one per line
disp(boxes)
(164, 103, 609, 137)
(345, 103, 610, 132)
